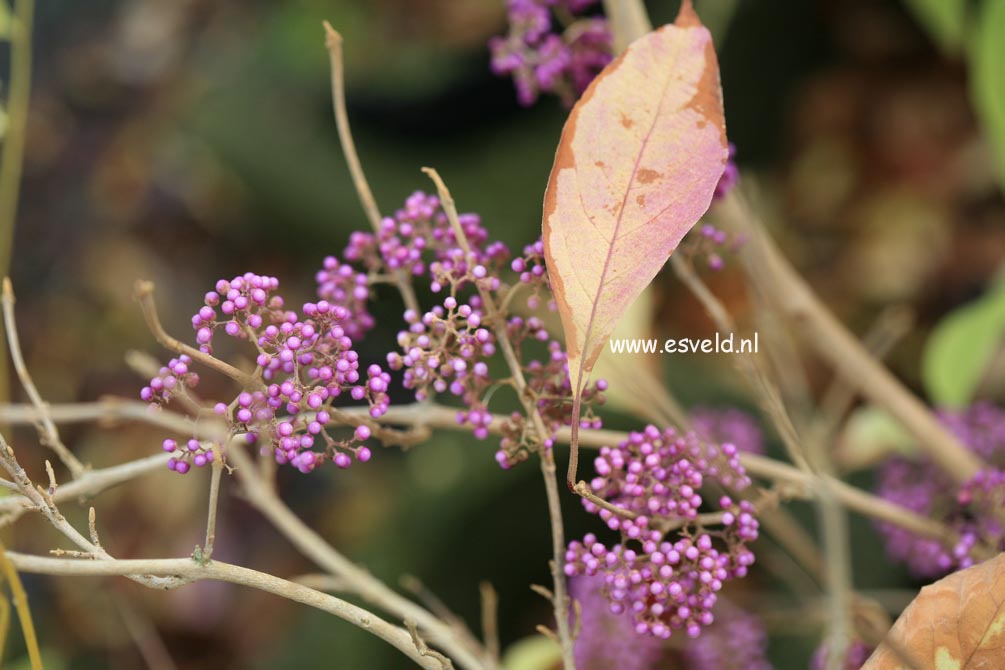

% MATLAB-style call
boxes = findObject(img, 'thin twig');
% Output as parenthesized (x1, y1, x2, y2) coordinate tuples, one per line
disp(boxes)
(203, 450, 224, 560)
(0, 539, 42, 670)
(0, 452, 171, 519)
(0, 398, 965, 550)
(88, 507, 101, 546)
(0, 0, 36, 428)
(422, 166, 577, 670)
(226, 440, 488, 670)
(133, 280, 258, 389)
(812, 306, 914, 467)
(111, 591, 178, 670)
(322, 21, 420, 315)
(716, 192, 984, 483)
(0, 431, 182, 589)
(407, 620, 455, 669)
(2, 278, 86, 476)
(479, 582, 500, 668)
(400, 574, 486, 665)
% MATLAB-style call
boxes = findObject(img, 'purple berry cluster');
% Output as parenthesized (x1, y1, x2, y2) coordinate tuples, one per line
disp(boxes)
(341, 192, 606, 468)
(810, 640, 873, 670)
(140, 355, 199, 406)
(315, 255, 374, 340)
(682, 600, 773, 670)
(874, 403, 1005, 576)
(509, 239, 555, 312)
(143, 272, 387, 474)
(489, 0, 613, 106)
(691, 406, 765, 456)
(143, 190, 610, 475)
(389, 298, 497, 427)
(571, 574, 773, 669)
(570, 575, 666, 670)
(714, 142, 740, 201)
(678, 221, 747, 272)
(345, 191, 510, 287)
(494, 318, 607, 468)
(564, 426, 759, 639)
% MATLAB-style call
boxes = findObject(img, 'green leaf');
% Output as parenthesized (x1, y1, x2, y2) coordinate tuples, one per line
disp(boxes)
(0, 2, 11, 41)
(500, 635, 561, 670)
(903, 0, 966, 53)
(922, 278, 1005, 408)
(836, 405, 918, 470)
(971, 0, 1005, 187)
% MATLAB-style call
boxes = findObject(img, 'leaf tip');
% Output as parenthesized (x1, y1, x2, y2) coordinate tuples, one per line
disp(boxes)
(675, 0, 701, 28)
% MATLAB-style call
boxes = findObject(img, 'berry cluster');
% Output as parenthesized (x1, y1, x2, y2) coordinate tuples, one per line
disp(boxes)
(345, 191, 510, 286)
(564, 426, 759, 639)
(315, 255, 374, 340)
(714, 142, 740, 201)
(494, 320, 607, 468)
(161, 438, 216, 475)
(572, 574, 772, 669)
(489, 0, 613, 106)
(569, 575, 666, 670)
(874, 403, 1005, 576)
(810, 640, 873, 670)
(336, 192, 607, 467)
(140, 355, 199, 406)
(677, 220, 747, 272)
(143, 273, 387, 474)
(682, 600, 773, 670)
(510, 239, 555, 311)
(691, 406, 765, 456)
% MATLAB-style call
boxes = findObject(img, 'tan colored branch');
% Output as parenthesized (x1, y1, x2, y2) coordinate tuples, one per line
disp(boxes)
(422, 167, 577, 670)
(226, 441, 488, 670)
(716, 194, 983, 483)
(323, 22, 420, 315)
(0, 398, 961, 549)
(5, 552, 446, 670)
(133, 280, 258, 389)
(2, 278, 86, 477)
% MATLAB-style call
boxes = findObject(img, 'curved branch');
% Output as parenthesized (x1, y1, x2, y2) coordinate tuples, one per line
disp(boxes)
(5, 552, 445, 670)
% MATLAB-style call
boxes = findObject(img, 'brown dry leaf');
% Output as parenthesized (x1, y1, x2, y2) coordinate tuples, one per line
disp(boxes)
(542, 0, 728, 483)
(862, 553, 1005, 669)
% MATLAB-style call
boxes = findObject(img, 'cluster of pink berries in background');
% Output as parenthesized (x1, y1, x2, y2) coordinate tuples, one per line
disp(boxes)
(510, 239, 555, 311)
(810, 640, 873, 670)
(874, 402, 1005, 576)
(691, 406, 765, 455)
(489, 0, 613, 106)
(682, 600, 773, 670)
(572, 574, 773, 669)
(565, 426, 759, 639)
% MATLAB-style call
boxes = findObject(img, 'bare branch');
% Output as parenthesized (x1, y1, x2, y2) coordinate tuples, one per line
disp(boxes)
(133, 280, 258, 389)
(322, 21, 420, 315)
(2, 278, 86, 477)
(422, 166, 577, 670)
(226, 440, 488, 670)
(479, 582, 500, 667)
(716, 192, 984, 483)
(7, 552, 447, 670)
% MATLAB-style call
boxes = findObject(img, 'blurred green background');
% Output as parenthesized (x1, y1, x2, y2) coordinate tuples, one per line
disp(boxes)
(2, 0, 1004, 668)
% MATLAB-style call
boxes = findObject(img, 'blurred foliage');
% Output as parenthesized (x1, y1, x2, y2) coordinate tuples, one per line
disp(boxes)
(971, 0, 1005, 188)
(0, 0, 1001, 668)
(922, 275, 1005, 408)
